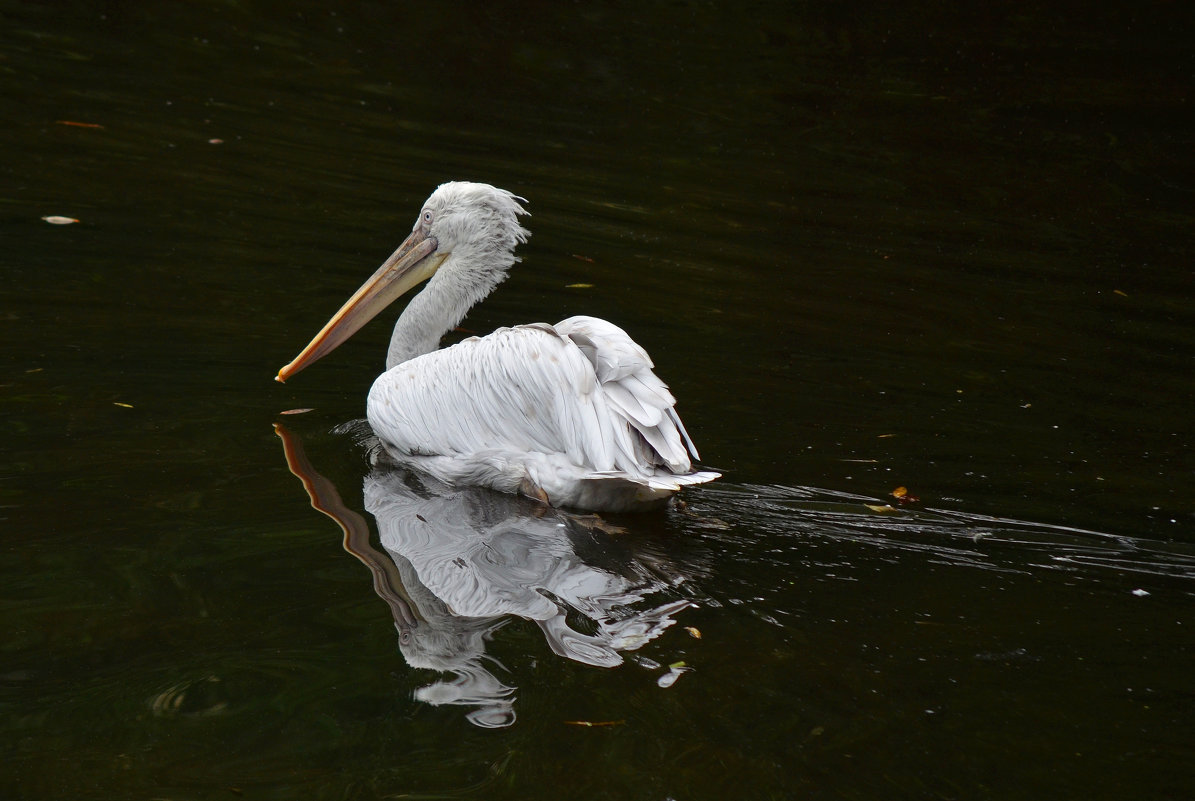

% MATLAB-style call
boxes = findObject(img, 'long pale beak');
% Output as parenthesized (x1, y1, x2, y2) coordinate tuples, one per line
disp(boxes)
(276, 229, 446, 382)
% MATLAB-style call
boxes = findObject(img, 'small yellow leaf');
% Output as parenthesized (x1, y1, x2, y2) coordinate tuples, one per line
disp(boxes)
(565, 283, 594, 289)
(684, 626, 702, 639)
(892, 486, 908, 498)
(1113, 289, 1128, 297)
(113, 402, 134, 408)
(279, 408, 314, 415)
(865, 504, 897, 513)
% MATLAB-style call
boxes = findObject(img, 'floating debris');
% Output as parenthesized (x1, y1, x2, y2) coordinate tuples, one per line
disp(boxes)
(658, 661, 692, 688)
(41, 216, 79, 225)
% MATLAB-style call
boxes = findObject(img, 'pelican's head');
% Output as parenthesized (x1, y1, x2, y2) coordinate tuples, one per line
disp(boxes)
(417, 182, 530, 267)
(276, 182, 529, 382)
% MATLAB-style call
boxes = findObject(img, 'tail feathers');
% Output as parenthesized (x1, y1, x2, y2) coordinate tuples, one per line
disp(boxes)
(583, 468, 721, 492)
(647, 470, 721, 491)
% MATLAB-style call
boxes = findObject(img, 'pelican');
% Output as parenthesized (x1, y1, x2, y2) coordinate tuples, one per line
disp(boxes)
(276, 181, 718, 512)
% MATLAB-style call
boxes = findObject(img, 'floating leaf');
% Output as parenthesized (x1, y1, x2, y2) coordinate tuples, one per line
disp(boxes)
(113, 402, 134, 408)
(565, 283, 594, 289)
(684, 626, 702, 639)
(865, 503, 897, 513)
(571, 254, 595, 263)
(564, 719, 625, 727)
(42, 216, 79, 225)
(56, 120, 105, 129)
(279, 408, 314, 415)
(1113, 289, 1129, 297)
(1131, 589, 1150, 597)
(208, 138, 224, 144)
(892, 486, 908, 498)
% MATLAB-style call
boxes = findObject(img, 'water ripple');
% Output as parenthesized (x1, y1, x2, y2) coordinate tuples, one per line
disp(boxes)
(692, 483, 1195, 583)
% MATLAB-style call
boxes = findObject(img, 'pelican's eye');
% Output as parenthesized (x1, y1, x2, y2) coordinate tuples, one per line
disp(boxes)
(421, 209, 433, 227)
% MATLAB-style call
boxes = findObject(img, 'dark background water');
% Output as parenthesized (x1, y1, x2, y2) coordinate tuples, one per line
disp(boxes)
(2, 1, 1193, 799)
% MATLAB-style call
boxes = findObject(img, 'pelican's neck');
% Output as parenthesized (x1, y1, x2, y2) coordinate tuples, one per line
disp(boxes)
(385, 251, 511, 369)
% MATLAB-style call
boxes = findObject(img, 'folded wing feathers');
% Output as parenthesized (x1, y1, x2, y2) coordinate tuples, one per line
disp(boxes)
(602, 381, 663, 428)
(556, 316, 698, 475)
(556, 316, 654, 381)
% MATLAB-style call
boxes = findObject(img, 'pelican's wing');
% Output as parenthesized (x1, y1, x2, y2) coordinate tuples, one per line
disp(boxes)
(366, 319, 703, 481)
(368, 325, 624, 473)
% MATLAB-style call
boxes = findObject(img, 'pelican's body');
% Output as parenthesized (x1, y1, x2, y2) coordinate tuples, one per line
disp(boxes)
(278, 182, 718, 512)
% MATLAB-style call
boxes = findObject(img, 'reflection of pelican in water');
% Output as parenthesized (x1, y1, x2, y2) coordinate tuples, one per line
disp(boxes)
(276, 181, 718, 512)
(276, 423, 696, 728)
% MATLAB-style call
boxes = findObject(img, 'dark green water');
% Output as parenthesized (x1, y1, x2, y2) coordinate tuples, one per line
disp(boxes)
(3, 1, 1193, 798)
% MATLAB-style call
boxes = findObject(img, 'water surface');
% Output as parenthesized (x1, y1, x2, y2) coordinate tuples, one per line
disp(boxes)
(3, 1, 1193, 799)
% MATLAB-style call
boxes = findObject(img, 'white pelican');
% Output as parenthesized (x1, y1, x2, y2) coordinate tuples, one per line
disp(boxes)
(276, 181, 719, 512)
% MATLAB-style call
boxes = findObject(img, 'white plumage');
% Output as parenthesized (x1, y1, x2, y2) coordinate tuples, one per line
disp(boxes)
(278, 182, 718, 511)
